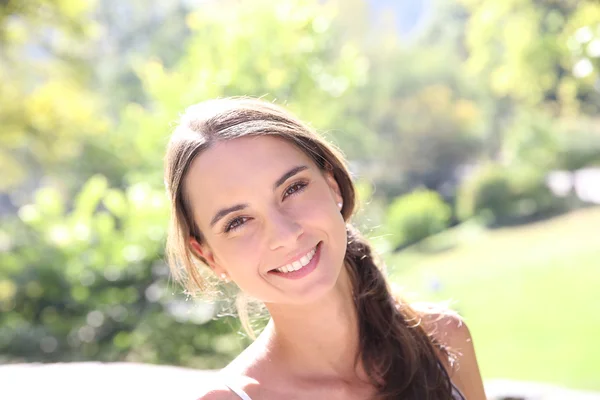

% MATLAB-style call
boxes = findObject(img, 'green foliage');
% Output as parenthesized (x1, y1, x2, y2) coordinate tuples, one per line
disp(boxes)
(458, 0, 600, 113)
(457, 166, 512, 224)
(457, 0, 600, 164)
(0, 0, 107, 191)
(0, 175, 246, 366)
(560, 3, 600, 115)
(386, 189, 451, 248)
(354, 40, 484, 195)
(109, 0, 372, 188)
(503, 111, 563, 169)
(460, 0, 563, 105)
(503, 111, 600, 171)
(555, 122, 600, 170)
(457, 164, 564, 225)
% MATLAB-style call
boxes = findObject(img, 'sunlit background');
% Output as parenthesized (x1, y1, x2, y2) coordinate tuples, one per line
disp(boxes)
(1, 0, 599, 399)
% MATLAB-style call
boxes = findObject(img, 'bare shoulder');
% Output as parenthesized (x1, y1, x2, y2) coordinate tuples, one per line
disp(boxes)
(412, 302, 469, 348)
(412, 302, 487, 400)
(194, 385, 238, 400)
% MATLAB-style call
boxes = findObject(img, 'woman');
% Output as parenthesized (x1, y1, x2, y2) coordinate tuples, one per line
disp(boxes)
(164, 97, 486, 400)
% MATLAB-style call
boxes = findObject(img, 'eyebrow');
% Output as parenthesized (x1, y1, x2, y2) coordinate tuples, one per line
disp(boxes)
(209, 165, 309, 228)
(209, 204, 248, 228)
(273, 165, 308, 190)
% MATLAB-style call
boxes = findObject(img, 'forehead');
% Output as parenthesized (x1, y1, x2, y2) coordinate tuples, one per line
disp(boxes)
(185, 135, 316, 219)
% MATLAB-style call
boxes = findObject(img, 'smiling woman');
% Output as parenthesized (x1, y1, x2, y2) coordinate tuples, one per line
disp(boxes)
(163, 97, 486, 400)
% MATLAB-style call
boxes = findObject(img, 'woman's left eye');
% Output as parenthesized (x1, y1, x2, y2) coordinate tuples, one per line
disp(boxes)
(283, 181, 308, 199)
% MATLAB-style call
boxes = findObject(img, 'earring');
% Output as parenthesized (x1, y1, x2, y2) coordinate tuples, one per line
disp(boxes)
(220, 273, 230, 283)
(337, 202, 343, 209)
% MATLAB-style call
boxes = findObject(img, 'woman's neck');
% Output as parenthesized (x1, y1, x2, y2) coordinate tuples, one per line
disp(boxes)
(260, 267, 368, 382)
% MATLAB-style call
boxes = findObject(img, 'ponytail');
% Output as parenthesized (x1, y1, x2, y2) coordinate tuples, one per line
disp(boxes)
(344, 224, 457, 399)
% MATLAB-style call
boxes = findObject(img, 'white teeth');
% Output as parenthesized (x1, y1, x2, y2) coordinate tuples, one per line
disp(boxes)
(275, 245, 317, 273)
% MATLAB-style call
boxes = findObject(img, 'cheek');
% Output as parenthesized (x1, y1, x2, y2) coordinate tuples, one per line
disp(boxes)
(215, 236, 262, 275)
(297, 185, 343, 226)
(292, 190, 347, 253)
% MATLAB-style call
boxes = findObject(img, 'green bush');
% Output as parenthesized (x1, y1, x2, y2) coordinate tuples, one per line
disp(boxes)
(0, 175, 246, 367)
(510, 167, 561, 217)
(456, 166, 513, 224)
(386, 189, 451, 248)
(557, 137, 600, 170)
(457, 164, 564, 225)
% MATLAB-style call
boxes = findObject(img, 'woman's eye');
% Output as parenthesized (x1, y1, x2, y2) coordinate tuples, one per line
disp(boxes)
(223, 182, 307, 233)
(284, 181, 308, 199)
(224, 216, 249, 233)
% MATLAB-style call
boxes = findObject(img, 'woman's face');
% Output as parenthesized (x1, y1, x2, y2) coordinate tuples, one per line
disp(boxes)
(185, 135, 348, 304)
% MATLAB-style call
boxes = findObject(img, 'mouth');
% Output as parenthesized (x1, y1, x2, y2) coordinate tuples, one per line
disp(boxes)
(268, 241, 322, 279)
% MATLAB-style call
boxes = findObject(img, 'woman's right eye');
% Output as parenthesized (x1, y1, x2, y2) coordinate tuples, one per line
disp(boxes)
(224, 216, 250, 233)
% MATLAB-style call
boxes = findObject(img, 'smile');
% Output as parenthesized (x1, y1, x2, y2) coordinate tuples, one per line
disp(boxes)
(274, 246, 316, 273)
(268, 242, 322, 279)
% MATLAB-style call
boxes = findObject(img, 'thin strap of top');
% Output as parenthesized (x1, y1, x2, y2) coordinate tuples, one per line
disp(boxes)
(222, 377, 464, 400)
(452, 382, 466, 400)
(223, 382, 253, 400)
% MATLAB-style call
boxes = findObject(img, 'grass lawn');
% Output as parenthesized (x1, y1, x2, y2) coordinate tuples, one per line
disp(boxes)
(385, 206, 600, 391)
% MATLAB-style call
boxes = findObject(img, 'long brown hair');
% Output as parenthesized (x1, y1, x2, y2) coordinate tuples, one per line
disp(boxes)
(164, 97, 458, 399)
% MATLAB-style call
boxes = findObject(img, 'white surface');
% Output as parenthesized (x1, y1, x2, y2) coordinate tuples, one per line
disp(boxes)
(485, 379, 600, 400)
(1, 363, 599, 400)
(0, 362, 215, 400)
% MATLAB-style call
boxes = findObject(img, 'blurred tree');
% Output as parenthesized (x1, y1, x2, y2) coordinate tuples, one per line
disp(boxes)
(458, 0, 600, 159)
(558, 3, 600, 115)
(0, 0, 108, 192)
(105, 0, 373, 187)
(345, 0, 484, 199)
(0, 0, 199, 194)
(70, 0, 198, 187)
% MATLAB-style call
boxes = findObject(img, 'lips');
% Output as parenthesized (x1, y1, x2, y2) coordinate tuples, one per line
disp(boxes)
(269, 243, 318, 273)
(268, 242, 322, 279)
(272, 246, 317, 273)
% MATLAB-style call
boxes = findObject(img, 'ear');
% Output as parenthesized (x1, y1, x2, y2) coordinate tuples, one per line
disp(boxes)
(189, 237, 227, 277)
(323, 170, 343, 205)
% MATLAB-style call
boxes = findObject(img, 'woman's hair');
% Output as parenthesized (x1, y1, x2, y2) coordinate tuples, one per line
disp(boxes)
(164, 97, 458, 399)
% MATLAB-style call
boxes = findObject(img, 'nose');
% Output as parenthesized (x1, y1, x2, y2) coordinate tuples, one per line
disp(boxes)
(267, 207, 304, 251)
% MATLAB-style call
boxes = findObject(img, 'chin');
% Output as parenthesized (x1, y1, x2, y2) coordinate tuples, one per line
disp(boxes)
(281, 250, 346, 305)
